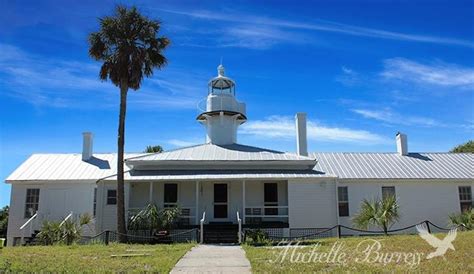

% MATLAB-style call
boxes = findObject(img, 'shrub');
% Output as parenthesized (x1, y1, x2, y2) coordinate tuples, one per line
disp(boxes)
(245, 229, 271, 246)
(449, 209, 473, 230)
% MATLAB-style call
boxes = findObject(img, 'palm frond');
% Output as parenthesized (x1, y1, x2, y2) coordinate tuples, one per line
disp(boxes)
(88, 5, 169, 89)
(353, 196, 400, 234)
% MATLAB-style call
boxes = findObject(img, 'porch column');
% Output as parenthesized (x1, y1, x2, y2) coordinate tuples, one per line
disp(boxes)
(242, 180, 246, 224)
(149, 181, 154, 203)
(124, 182, 131, 227)
(195, 181, 200, 225)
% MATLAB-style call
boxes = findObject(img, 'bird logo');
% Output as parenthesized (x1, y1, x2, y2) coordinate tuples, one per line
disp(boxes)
(416, 223, 457, 259)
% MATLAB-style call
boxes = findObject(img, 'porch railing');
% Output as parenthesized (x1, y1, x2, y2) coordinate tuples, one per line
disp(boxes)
(236, 211, 242, 244)
(19, 212, 39, 241)
(200, 211, 206, 244)
(59, 211, 73, 227)
(245, 206, 289, 223)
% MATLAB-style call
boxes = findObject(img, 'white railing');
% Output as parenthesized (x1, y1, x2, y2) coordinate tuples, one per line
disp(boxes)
(245, 206, 289, 218)
(245, 206, 289, 225)
(20, 212, 38, 240)
(59, 211, 73, 227)
(200, 211, 206, 244)
(237, 211, 242, 244)
(20, 212, 38, 230)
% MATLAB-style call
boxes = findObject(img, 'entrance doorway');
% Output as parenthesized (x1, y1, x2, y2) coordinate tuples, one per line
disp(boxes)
(213, 183, 228, 220)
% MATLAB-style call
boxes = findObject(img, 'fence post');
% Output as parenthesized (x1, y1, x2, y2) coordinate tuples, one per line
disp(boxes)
(337, 225, 341, 238)
(105, 230, 110, 245)
(424, 221, 431, 234)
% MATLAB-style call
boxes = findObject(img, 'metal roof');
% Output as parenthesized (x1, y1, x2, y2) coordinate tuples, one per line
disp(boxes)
(103, 169, 333, 181)
(5, 151, 473, 182)
(5, 153, 144, 182)
(127, 143, 315, 162)
(312, 152, 473, 179)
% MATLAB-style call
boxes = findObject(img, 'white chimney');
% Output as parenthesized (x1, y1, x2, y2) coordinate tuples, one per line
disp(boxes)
(396, 132, 408, 156)
(295, 113, 308, 156)
(82, 132, 93, 161)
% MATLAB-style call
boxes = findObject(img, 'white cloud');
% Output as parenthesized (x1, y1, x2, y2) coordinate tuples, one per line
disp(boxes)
(0, 43, 201, 109)
(161, 9, 474, 48)
(352, 108, 440, 127)
(240, 115, 388, 144)
(336, 66, 360, 86)
(381, 58, 474, 88)
(218, 25, 308, 49)
(167, 139, 202, 147)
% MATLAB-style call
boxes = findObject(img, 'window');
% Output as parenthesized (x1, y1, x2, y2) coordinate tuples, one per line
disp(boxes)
(338, 187, 349, 217)
(93, 188, 97, 216)
(459, 186, 473, 212)
(382, 186, 396, 199)
(107, 189, 117, 205)
(24, 188, 40, 218)
(264, 183, 278, 215)
(164, 184, 178, 207)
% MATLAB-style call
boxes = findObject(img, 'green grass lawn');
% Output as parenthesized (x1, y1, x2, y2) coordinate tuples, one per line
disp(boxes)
(243, 231, 474, 273)
(0, 243, 195, 273)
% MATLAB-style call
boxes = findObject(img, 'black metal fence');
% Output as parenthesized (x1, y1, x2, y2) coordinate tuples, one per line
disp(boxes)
(244, 220, 466, 242)
(77, 220, 464, 245)
(80, 228, 199, 245)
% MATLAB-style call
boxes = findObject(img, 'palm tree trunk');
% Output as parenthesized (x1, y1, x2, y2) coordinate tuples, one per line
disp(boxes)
(117, 80, 128, 242)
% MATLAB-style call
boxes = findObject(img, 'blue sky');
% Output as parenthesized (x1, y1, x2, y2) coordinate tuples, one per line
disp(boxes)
(1, 0, 473, 207)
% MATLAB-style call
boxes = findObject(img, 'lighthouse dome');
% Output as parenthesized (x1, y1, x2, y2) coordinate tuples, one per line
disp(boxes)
(208, 65, 235, 94)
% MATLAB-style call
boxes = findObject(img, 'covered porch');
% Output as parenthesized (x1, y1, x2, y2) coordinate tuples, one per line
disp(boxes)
(127, 180, 289, 227)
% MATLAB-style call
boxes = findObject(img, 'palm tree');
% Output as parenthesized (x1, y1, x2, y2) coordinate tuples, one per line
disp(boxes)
(88, 5, 169, 241)
(353, 195, 400, 235)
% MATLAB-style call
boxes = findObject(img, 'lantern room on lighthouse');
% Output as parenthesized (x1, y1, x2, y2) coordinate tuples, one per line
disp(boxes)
(197, 65, 247, 145)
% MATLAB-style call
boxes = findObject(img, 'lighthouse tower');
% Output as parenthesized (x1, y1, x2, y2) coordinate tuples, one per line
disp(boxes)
(197, 65, 247, 145)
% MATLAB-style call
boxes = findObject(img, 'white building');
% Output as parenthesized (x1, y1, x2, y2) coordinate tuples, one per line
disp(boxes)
(5, 65, 474, 245)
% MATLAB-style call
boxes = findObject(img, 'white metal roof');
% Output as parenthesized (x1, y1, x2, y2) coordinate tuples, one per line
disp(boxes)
(127, 143, 314, 162)
(5, 153, 144, 182)
(126, 144, 317, 170)
(312, 152, 474, 179)
(5, 151, 473, 182)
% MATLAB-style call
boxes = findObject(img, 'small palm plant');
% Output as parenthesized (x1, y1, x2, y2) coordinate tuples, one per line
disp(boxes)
(62, 213, 93, 245)
(62, 219, 80, 245)
(449, 209, 473, 230)
(37, 221, 62, 245)
(36, 213, 92, 245)
(128, 203, 181, 234)
(353, 195, 400, 235)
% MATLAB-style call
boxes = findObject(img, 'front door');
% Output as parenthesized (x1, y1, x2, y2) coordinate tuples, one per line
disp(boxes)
(213, 183, 228, 220)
